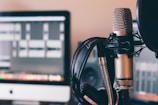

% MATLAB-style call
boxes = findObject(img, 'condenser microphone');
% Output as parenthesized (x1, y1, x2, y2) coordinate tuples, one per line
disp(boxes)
(112, 8, 134, 90)
(137, 0, 158, 56)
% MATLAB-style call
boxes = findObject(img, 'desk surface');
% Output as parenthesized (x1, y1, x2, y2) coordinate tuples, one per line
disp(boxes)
(0, 99, 158, 105)
(68, 98, 158, 105)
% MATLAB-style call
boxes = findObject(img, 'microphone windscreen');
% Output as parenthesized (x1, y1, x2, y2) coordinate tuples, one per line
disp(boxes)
(112, 8, 133, 32)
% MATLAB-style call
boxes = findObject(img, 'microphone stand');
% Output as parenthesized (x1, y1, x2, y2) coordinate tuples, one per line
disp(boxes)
(75, 33, 144, 105)
(97, 42, 115, 105)
(107, 56, 131, 105)
(118, 90, 130, 105)
(97, 33, 144, 105)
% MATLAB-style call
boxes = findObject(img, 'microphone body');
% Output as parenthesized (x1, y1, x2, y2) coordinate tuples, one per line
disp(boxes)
(114, 32, 133, 90)
(112, 8, 133, 90)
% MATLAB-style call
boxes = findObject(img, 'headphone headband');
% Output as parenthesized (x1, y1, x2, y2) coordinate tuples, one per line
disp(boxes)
(71, 37, 107, 103)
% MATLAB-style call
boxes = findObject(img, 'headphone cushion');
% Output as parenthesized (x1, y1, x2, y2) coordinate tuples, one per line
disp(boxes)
(80, 83, 108, 105)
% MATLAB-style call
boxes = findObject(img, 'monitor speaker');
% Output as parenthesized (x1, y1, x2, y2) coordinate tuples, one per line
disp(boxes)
(80, 46, 105, 89)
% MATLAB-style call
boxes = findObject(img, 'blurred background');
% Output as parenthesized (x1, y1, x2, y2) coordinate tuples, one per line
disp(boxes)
(0, 0, 136, 56)
(1, 0, 156, 105)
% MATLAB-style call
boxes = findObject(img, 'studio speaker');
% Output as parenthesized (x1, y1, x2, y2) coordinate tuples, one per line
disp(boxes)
(80, 46, 105, 89)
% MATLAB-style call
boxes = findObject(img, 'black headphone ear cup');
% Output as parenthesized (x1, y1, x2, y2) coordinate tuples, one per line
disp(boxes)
(97, 87, 108, 104)
(80, 61, 105, 89)
(80, 83, 108, 105)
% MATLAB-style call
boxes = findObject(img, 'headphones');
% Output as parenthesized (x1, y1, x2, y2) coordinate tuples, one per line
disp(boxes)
(71, 37, 110, 105)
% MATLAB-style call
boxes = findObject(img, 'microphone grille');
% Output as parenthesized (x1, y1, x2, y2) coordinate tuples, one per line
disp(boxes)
(112, 8, 133, 32)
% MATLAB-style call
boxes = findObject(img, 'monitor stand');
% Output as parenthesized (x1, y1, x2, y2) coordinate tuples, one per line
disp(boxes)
(12, 100, 40, 105)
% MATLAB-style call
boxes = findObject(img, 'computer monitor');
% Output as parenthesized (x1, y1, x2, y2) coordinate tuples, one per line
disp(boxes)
(0, 11, 71, 103)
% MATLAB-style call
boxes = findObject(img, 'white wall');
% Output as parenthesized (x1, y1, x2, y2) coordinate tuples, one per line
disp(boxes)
(0, 0, 137, 56)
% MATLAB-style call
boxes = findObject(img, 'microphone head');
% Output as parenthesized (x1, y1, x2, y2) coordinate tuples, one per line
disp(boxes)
(137, 0, 158, 53)
(112, 8, 133, 33)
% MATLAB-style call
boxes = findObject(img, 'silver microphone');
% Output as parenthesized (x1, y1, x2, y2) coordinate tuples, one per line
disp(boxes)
(112, 8, 133, 90)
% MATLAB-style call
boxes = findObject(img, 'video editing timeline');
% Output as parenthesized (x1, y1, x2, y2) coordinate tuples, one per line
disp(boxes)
(0, 16, 66, 82)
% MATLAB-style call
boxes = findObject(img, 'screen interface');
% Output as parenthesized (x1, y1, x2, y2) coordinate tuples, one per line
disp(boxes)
(0, 12, 70, 85)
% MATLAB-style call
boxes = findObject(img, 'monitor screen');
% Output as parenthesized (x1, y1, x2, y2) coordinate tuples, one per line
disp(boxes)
(0, 11, 70, 103)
